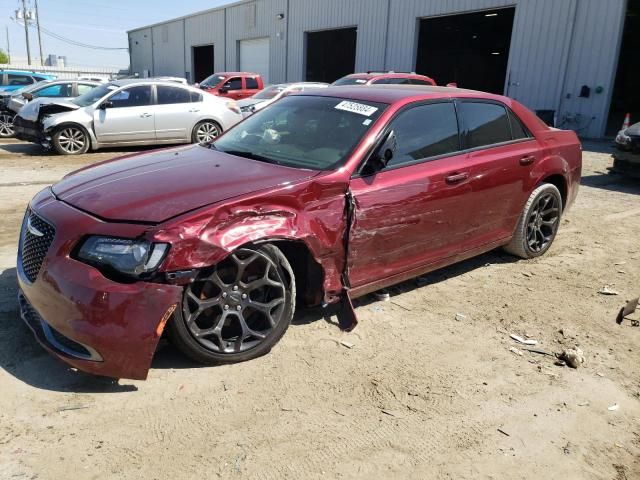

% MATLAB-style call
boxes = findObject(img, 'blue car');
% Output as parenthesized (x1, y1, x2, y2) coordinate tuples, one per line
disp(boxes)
(0, 69, 56, 93)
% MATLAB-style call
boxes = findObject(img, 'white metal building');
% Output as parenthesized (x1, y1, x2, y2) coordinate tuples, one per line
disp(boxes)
(128, 0, 639, 139)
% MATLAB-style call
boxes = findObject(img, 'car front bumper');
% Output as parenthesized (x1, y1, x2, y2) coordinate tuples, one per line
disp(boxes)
(13, 116, 46, 145)
(17, 188, 182, 380)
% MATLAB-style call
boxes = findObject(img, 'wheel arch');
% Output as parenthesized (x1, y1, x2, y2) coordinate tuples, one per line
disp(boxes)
(538, 174, 567, 211)
(48, 121, 97, 150)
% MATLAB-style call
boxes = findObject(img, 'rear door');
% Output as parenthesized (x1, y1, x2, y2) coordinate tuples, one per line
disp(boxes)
(243, 76, 262, 98)
(93, 85, 155, 144)
(348, 101, 473, 287)
(76, 83, 98, 96)
(454, 100, 540, 246)
(154, 84, 199, 141)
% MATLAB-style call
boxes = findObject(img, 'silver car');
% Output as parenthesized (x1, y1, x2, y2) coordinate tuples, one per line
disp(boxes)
(8, 79, 102, 114)
(238, 82, 329, 117)
(14, 79, 243, 155)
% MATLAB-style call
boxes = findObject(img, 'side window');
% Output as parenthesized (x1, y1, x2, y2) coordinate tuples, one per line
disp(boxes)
(34, 83, 73, 98)
(386, 102, 460, 168)
(190, 91, 203, 102)
(108, 85, 152, 108)
(77, 83, 96, 95)
(459, 102, 512, 148)
(157, 85, 191, 105)
(508, 109, 531, 140)
(245, 77, 259, 89)
(223, 77, 242, 90)
(8, 74, 33, 86)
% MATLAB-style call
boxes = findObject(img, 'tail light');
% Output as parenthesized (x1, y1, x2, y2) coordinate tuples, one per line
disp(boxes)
(225, 100, 241, 115)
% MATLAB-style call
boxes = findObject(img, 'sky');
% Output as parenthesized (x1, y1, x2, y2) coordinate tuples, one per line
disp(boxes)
(1, 0, 233, 69)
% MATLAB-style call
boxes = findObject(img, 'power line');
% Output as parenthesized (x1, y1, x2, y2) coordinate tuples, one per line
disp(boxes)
(11, 18, 128, 50)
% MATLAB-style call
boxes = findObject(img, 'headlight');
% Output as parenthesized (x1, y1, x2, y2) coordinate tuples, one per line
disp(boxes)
(615, 130, 631, 145)
(225, 100, 241, 115)
(240, 105, 255, 113)
(76, 236, 169, 277)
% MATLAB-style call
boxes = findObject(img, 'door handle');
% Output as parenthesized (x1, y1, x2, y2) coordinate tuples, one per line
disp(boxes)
(519, 155, 535, 166)
(445, 172, 469, 184)
(140, 113, 152, 118)
(188, 108, 200, 113)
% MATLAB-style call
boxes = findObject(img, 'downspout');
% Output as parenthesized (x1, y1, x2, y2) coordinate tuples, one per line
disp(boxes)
(383, 0, 391, 71)
(150, 28, 155, 76)
(224, 8, 227, 71)
(284, 0, 290, 81)
(183, 18, 187, 81)
(556, 0, 580, 127)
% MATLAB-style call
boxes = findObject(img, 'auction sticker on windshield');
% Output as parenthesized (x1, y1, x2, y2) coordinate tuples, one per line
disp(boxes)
(335, 101, 379, 117)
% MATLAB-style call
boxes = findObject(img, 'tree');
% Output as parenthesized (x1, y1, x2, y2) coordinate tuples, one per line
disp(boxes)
(0, 49, 9, 64)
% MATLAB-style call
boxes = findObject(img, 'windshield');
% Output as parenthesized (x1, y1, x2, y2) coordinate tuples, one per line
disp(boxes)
(252, 85, 286, 100)
(72, 83, 117, 107)
(331, 76, 369, 86)
(214, 95, 387, 171)
(200, 73, 227, 88)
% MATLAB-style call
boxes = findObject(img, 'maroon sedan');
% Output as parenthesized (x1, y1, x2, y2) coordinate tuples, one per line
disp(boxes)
(17, 86, 581, 380)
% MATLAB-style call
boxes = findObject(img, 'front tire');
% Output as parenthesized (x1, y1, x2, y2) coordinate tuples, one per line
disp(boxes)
(504, 183, 562, 259)
(52, 125, 90, 155)
(167, 244, 296, 364)
(192, 120, 222, 145)
(0, 112, 15, 138)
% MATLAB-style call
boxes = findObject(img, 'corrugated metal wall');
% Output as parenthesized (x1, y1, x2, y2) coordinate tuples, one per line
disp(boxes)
(128, 0, 627, 138)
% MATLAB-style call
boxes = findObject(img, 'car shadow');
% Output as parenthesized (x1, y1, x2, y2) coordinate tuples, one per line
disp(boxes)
(581, 171, 640, 195)
(0, 267, 137, 393)
(0, 142, 52, 157)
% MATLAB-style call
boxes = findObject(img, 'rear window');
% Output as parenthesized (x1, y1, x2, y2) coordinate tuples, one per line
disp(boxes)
(410, 78, 433, 86)
(372, 78, 411, 85)
(459, 102, 512, 148)
(245, 77, 259, 89)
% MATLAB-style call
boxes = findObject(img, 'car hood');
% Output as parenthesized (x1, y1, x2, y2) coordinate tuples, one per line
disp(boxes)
(237, 98, 265, 108)
(18, 98, 79, 122)
(52, 145, 320, 223)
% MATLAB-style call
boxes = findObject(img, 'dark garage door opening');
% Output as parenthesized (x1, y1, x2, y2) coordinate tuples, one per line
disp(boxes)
(306, 27, 357, 83)
(606, 0, 640, 136)
(193, 45, 214, 83)
(416, 8, 515, 94)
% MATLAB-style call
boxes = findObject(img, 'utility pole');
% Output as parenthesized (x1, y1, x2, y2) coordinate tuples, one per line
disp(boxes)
(34, 0, 43, 66)
(20, 0, 31, 65)
(6, 26, 10, 63)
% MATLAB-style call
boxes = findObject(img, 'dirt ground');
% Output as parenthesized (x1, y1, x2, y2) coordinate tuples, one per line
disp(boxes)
(0, 138, 639, 480)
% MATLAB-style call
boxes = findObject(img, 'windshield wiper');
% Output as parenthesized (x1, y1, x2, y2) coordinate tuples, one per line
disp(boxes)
(221, 150, 281, 165)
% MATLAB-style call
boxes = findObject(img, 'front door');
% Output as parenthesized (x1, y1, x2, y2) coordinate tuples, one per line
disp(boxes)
(348, 101, 471, 288)
(217, 77, 243, 100)
(93, 85, 155, 144)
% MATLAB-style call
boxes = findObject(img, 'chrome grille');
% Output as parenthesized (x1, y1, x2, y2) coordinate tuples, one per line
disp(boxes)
(20, 209, 55, 283)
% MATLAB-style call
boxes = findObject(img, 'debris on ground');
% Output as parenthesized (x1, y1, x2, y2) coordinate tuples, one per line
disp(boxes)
(577, 401, 590, 407)
(374, 289, 391, 301)
(598, 286, 620, 296)
(558, 348, 585, 368)
(455, 313, 467, 322)
(616, 297, 639, 325)
(339, 340, 355, 349)
(510, 334, 538, 345)
(497, 427, 510, 437)
(509, 346, 524, 356)
(608, 403, 620, 411)
(57, 405, 91, 412)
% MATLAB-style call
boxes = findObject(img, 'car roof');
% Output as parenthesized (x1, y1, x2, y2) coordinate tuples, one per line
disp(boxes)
(344, 72, 431, 80)
(0, 69, 55, 76)
(213, 71, 260, 77)
(303, 84, 510, 105)
(108, 79, 191, 87)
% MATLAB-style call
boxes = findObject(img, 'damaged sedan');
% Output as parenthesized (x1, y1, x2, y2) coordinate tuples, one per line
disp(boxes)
(17, 85, 582, 379)
(13, 79, 243, 155)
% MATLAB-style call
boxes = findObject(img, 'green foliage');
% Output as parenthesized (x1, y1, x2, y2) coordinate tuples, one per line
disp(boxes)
(0, 49, 9, 64)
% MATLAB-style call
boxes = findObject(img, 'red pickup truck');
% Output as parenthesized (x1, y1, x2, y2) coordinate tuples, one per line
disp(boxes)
(198, 72, 264, 100)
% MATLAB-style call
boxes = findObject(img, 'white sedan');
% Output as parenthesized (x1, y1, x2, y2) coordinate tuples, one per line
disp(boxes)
(14, 79, 243, 155)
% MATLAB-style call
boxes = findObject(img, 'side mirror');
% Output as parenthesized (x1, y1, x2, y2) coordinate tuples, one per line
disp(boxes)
(99, 100, 113, 110)
(363, 130, 397, 175)
(219, 87, 229, 94)
(22, 92, 33, 101)
(446, 82, 458, 88)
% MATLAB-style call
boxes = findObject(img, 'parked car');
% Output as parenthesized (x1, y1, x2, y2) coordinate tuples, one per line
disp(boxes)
(332, 71, 436, 86)
(612, 120, 640, 177)
(238, 82, 329, 116)
(0, 69, 56, 93)
(17, 85, 581, 379)
(198, 72, 264, 100)
(13, 79, 243, 155)
(0, 80, 102, 138)
(0, 81, 52, 137)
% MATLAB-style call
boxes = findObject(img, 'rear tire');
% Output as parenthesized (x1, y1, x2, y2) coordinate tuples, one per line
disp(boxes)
(191, 120, 222, 145)
(52, 125, 90, 155)
(504, 183, 562, 259)
(167, 244, 296, 365)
